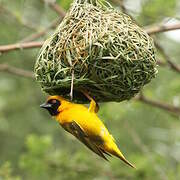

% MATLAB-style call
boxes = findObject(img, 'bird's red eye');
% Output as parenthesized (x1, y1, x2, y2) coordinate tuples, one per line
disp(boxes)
(51, 99, 57, 104)
(47, 99, 58, 104)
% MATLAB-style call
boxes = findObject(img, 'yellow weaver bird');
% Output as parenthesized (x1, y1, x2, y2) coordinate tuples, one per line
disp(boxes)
(40, 95, 135, 168)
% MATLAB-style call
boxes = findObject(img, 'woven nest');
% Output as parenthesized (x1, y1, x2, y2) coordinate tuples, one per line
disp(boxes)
(34, 0, 157, 103)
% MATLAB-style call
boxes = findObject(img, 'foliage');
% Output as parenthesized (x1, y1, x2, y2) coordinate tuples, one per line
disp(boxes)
(0, 162, 20, 180)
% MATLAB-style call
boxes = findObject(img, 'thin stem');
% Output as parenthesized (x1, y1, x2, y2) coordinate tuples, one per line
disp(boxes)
(155, 40, 180, 73)
(70, 69, 74, 101)
(136, 93, 180, 116)
(145, 23, 180, 35)
(0, 64, 34, 78)
(40, 0, 66, 17)
(19, 19, 61, 43)
(0, 41, 43, 53)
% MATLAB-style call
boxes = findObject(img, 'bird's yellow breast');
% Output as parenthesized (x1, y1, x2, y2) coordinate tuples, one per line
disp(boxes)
(56, 104, 109, 138)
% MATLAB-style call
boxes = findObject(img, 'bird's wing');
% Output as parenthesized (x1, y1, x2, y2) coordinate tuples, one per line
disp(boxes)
(60, 121, 108, 161)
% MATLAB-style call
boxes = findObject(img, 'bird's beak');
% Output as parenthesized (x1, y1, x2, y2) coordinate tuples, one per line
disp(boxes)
(40, 103, 52, 109)
(40, 101, 60, 116)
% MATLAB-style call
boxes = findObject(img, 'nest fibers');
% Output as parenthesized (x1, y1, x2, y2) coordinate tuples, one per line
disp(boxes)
(34, 0, 157, 103)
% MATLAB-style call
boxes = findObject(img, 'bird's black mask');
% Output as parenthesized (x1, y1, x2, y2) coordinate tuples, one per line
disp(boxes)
(40, 99, 60, 116)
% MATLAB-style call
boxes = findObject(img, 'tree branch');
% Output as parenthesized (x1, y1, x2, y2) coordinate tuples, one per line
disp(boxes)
(0, 64, 34, 78)
(19, 1, 66, 43)
(136, 93, 180, 116)
(41, 0, 66, 17)
(157, 60, 166, 67)
(145, 23, 180, 35)
(110, 1, 180, 35)
(20, 19, 60, 43)
(154, 41, 180, 73)
(0, 41, 43, 53)
(48, 2, 66, 17)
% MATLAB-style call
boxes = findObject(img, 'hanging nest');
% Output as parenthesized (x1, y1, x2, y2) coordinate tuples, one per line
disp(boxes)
(34, 0, 157, 103)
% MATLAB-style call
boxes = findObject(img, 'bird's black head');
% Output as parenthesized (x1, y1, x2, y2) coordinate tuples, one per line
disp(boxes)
(40, 98, 61, 116)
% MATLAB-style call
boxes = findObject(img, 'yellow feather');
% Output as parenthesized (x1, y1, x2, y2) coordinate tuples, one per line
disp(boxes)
(43, 95, 136, 168)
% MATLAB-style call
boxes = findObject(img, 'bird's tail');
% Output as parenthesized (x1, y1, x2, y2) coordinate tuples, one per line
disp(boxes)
(113, 149, 136, 169)
(108, 143, 136, 169)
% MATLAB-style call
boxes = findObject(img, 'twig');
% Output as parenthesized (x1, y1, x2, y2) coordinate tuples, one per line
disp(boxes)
(136, 93, 180, 115)
(145, 23, 180, 35)
(20, 19, 61, 43)
(20, 0, 66, 43)
(19, 1, 66, 43)
(41, 0, 66, 17)
(109, 1, 180, 35)
(0, 41, 43, 53)
(0, 64, 34, 78)
(111, 0, 180, 35)
(157, 60, 166, 67)
(111, 0, 126, 13)
(155, 41, 180, 73)
(70, 69, 74, 101)
(48, 2, 66, 17)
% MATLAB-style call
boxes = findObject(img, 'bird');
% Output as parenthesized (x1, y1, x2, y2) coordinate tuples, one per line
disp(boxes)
(40, 94, 136, 168)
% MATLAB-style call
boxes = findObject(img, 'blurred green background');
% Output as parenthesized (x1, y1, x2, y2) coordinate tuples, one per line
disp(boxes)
(0, 0, 180, 179)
